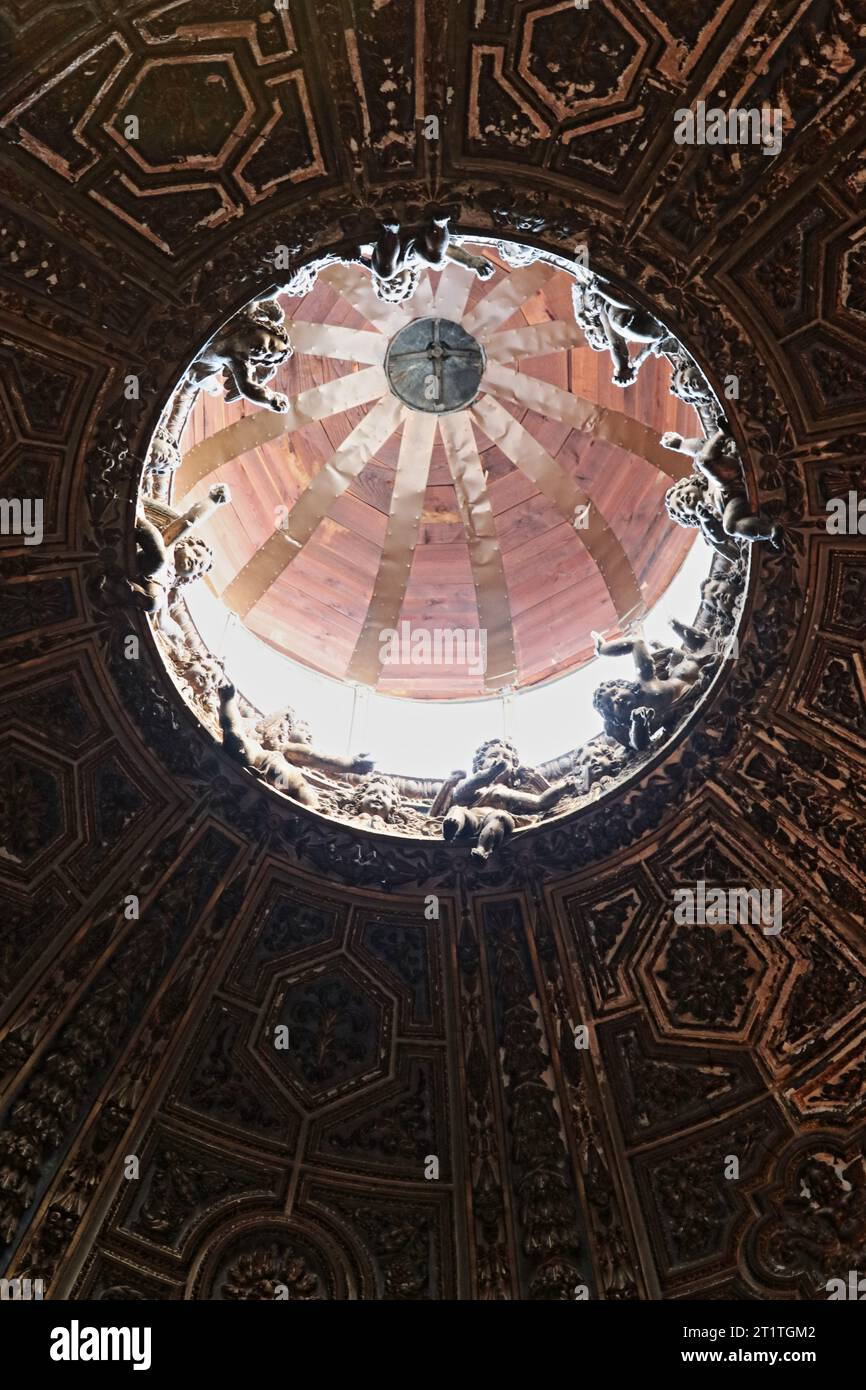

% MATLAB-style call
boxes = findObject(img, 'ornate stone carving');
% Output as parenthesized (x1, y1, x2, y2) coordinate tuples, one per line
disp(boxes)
(320, 1191, 436, 1299)
(662, 426, 783, 554)
(571, 272, 678, 387)
(752, 1143, 866, 1297)
(221, 1243, 324, 1300)
(186, 299, 292, 411)
(639, 1107, 785, 1280)
(143, 425, 181, 487)
(343, 773, 404, 826)
(130, 486, 230, 643)
(218, 682, 319, 806)
(359, 216, 494, 302)
(456, 904, 512, 1298)
(657, 924, 755, 1028)
(132, 1147, 255, 1248)
(265, 967, 384, 1100)
(432, 738, 576, 858)
(0, 827, 237, 1275)
(592, 623, 718, 752)
(325, 1065, 434, 1164)
(487, 906, 583, 1298)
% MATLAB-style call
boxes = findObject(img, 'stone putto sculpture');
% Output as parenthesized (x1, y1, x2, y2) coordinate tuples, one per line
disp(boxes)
(218, 683, 319, 807)
(431, 738, 577, 859)
(591, 621, 717, 752)
(662, 425, 782, 554)
(443, 805, 516, 862)
(360, 216, 495, 303)
(573, 736, 629, 798)
(346, 773, 403, 825)
(143, 425, 182, 484)
(130, 484, 230, 644)
(254, 706, 313, 753)
(253, 705, 373, 778)
(571, 274, 677, 387)
(176, 650, 226, 704)
(669, 359, 714, 411)
(186, 298, 292, 412)
(700, 565, 745, 631)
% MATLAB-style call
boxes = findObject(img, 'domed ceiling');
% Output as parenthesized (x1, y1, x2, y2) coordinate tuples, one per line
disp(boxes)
(177, 248, 698, 697)
(2, 0, 866, 1320)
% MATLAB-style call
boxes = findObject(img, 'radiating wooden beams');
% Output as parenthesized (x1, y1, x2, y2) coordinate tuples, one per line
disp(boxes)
(345, 410, 438, 686)
(439, 411, 517, 688)
(471, 393, 644, 624)
(220, 394, 403, 616)
(177, 366, 390, 492)
(482, 362, 691, 483)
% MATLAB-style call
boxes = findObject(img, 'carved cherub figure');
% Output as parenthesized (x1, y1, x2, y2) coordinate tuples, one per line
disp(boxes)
(176, 650, 225, 706)
(130, 485, 230, 643)
(254, 706, 372, 777)
(187, 299, 292, 411)
(700, 568, 745, 626)
(255, 706, 313, 753)
(572, 276, 677, 387)
(591, 622, 715, 751)
(574, 736, 628, 795)
(361, 216, 495, 303)
(669, 360, 713, 410)
(431, 737, 520, 815)
(640, 618, 719, 674)
(144, 425, 181, 481)
(347, 772, 403, 824)
(443, 806, 516, 862)
(473, 777, 575, 815)
(218, 683, 318, 807)
(431, 737, 575, 858)
(662, 426, 783, 553)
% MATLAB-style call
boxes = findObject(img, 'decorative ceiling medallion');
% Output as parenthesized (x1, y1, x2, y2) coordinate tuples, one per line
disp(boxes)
(385, 317, 486, 413)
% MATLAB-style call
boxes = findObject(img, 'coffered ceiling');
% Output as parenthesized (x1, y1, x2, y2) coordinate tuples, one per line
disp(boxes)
(1, 0, 865, 1302)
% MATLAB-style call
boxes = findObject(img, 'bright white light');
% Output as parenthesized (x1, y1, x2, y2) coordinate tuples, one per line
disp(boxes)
(185, 535, 713, 779)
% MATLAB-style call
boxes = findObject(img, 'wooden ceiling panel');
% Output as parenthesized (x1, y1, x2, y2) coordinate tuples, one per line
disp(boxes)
(493, 493, 565, 555)
(328, 490, 390, 548)
(256, 531, 378, 625)
(505, 524, 598, 618)
(178, 246, 701, 694)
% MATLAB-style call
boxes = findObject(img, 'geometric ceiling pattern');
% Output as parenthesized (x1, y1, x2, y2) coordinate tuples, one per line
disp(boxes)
(2, 0, 866, 1303)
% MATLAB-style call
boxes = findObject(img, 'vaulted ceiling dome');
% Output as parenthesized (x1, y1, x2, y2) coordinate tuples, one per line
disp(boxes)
(176, 244, 700, 698)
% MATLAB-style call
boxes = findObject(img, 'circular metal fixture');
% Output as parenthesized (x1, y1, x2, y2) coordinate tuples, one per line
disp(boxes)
(385, 316, 485, 413)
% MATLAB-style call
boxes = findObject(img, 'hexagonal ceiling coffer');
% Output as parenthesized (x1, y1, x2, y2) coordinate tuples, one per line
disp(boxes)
(107, 56, 255, 173)
(0, 736, 71, 877)
(518, 2, 648, 122)
(257, 961, 393, 1108)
